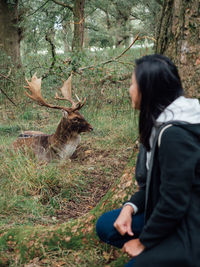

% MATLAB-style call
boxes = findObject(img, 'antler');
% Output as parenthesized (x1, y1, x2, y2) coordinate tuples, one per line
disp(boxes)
(24, 73, 52, 107)
(24, 73, 85, 113)
(55, 73, 86, 110)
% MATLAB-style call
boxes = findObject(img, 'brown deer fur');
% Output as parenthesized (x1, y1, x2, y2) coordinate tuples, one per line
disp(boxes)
(13, 110, 93, 162)
(13, 73, 93, 162)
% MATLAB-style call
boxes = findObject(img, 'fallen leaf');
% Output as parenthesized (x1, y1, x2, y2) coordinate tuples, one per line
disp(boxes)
(195, 58, 200, 65)
(65, 236, 71, 242)
(85, 150, 92, 155)
(103, 251, 111, 262)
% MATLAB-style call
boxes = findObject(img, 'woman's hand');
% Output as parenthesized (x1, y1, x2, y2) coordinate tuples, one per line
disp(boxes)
(113, 205, 134, 236)
(122, 238, 145, 257)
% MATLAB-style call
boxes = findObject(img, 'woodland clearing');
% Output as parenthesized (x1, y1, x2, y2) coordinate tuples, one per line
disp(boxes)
(0, 50, 141, 265)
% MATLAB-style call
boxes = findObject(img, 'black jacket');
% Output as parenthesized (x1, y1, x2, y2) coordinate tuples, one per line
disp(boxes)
(129, 123, 200, 267)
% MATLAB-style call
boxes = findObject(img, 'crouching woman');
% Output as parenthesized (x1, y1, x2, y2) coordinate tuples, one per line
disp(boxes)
(96, 54, 200, 267)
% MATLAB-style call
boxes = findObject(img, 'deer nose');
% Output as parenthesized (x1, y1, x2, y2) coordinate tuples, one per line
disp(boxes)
(88, 125, 93, 131)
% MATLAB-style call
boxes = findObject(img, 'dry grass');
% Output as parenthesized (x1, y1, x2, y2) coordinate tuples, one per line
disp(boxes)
(0, 102, 138, 229)
(0, 47, 147, 266)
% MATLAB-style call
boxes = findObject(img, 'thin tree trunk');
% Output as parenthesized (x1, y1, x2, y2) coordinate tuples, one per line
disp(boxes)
(72, 0, 85, 51)
(0, 0, 21, 68)
(156, 0, 200, 97)
(51, 0, 85, 51)
(62, 22, 71, 53)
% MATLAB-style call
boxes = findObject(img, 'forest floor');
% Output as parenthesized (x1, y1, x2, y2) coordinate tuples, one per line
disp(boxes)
(0, 46, 147, 266)
(0, 100, 138, 266)
(55, 141, 130, 223)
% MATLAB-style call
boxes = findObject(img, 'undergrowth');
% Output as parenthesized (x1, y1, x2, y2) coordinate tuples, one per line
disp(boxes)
(0, 46, 150, 266)
(0, 104, 137, 228)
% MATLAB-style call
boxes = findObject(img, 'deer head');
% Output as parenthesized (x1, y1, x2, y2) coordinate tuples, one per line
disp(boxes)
(24, 73, 92, 138)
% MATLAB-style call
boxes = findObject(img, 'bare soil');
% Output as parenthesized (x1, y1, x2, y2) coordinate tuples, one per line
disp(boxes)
(53, 141, 132, 223)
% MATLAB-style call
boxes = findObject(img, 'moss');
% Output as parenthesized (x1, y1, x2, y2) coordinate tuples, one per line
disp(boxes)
(0, 156, 136, 264)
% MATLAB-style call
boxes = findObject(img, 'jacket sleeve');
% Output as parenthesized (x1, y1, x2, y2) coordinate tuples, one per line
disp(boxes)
(125, 144, 147, 213)
(139, 126, 198, 248)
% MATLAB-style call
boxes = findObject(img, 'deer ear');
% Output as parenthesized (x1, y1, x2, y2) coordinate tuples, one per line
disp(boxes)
(62, 110, 68, 118)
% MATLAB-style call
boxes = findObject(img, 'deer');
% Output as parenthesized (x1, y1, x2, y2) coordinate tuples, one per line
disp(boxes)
(13, 73, 93, 162)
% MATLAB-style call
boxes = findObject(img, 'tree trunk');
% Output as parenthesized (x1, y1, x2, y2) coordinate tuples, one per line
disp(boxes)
(156, 0, 200, 98)
(62, 22, 71, 53)
(114, 4, 131, 48)
(72, 0, 85, 51)
(0, 0, 21, 68)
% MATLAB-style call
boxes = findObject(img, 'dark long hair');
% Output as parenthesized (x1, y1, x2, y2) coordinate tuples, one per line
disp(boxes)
(135, 54, 184, 151)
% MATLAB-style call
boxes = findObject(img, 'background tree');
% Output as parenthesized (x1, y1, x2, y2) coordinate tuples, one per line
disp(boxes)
(156, 0, 200, 97)
(0, 0, 22, 67)
(96, 0, 135, 47)
(86, 0, 161, 48)
(133, 0, 163, 38)
(51, 0, 85, 51)
(1, 0, 200, 265)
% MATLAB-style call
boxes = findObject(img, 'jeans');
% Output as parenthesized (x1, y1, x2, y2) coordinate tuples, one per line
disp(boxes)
(96, 208, 145, 267)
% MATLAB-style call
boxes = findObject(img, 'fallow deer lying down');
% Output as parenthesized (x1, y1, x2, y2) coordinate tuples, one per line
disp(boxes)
(13, 73, 93, 162)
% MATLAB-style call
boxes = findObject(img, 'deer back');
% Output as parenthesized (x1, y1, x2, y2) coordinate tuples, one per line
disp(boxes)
(13, 110, 92, 162)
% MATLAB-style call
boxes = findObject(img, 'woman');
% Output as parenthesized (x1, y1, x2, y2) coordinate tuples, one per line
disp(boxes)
(96, 54, 200, 267)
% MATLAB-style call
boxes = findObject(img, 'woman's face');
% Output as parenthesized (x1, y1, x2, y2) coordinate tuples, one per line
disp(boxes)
(129, 72, 141, 110)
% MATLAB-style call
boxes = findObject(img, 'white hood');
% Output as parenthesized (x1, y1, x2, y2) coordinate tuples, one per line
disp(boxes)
(146, 96, 200, 169)
(156, 96, 200, 125)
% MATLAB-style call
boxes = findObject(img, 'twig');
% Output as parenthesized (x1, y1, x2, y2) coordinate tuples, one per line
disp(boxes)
(6, 68, 11, 78)
(116, 60, 135, 67)
(0, 69, 14, 83)
(26, 0, 50, 17)
(155, 0, 163, 6)
(51, 0, 73, 12)
(0, 88, 17, 106)
(139, 36, 156, 42)
(115, 34, 140, 60)
(100, 72, 132, 85)
(79, 33, 140, 71)
(42, 32, 57, 79)
(42, 29, 62, 79)
(0, 73, 14, 83)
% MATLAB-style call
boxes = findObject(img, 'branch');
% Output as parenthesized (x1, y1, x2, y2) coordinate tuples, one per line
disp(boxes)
(115, 34, 140, 60)
(140, 35, 156, 42)
(155, 0, 163, 6)
(100, 72, 132, 85)
(42, 32, 57, 79)
(0, 88, 17, 106)
(79, 33, 140, 71)
(51, 0, 73, 12)
(130, 12, 142, 21)
(0, 70, 14, 83)
(26, 0, 50, 17)
(85, 24, 99, 32)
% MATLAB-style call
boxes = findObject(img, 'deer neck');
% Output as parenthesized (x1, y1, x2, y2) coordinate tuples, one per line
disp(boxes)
(48, 119, 81, 159)
(52, 119, 78, 144)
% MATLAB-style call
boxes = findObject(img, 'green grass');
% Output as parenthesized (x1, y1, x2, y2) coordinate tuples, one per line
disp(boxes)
(0, 102, 138, 223)
(0, 101, 138, 265)
(0, 46, 151, 266)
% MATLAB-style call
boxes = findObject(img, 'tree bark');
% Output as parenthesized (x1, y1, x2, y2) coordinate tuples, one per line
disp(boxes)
(62, 21, 71, 53)
(72, 0, 85, 51)
(114, 4, 132, 47)
(156, 0, 200, 97)
(0, 0, 22, 67)
(51, 0, 85, 51)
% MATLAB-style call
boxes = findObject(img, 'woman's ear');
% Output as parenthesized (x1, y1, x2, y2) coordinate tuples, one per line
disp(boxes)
(62, 110, 68, 118)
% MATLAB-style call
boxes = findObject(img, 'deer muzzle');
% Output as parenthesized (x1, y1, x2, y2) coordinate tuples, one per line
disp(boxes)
(88, 124, 93, 132)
